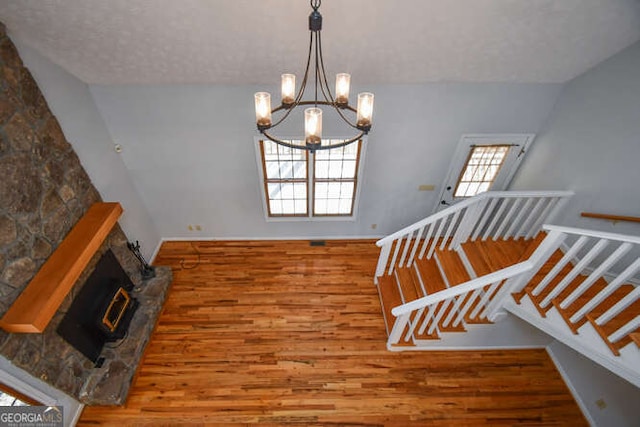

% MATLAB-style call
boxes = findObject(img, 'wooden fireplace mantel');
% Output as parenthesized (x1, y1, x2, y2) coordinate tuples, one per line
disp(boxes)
(0, 202, 123, 333)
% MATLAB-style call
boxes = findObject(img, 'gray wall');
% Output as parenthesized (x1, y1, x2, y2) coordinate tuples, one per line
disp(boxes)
(10, 36, 160, 260)
(511, 41, 640, 237)
(89, 82, 562, 239)
(548, 341, 640, 426)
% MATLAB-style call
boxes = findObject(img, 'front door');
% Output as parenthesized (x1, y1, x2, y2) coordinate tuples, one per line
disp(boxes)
(435, 134, 534, 212)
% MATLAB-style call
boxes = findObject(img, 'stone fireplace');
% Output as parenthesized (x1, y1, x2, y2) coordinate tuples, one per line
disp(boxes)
(0, 24, 171, 405)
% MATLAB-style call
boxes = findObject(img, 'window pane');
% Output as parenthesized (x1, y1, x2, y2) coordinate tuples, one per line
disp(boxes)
(268, 183, 281, 199)
(280, 183, 294, 199)
(328, 162, 342, 178)
(340, 182, 355, 198)
(265, 162, 279, 179)
(342, 160, 357, 178)
(270, 199, 283, 214)
(293, 183, 307, 199)
(316, 160, 329, 178)
(295, 199, 307, 214)
(454, 145, 510, 198)
(327, 182, 341, 198)
(339, 199, 352, 214)
(327, 199, 340, 214)
(282, 199, 295, 214)
(292, 160, 306, 179)
(315, 199, 327, 214)
(315, 182, 328, 198)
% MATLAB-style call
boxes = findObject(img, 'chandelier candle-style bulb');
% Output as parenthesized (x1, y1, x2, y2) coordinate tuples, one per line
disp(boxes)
(254, 92, 272, 127)
(356, 92, 374, 129)
(335, 73, 351, 105)
(281, 74, 296, 105)
(304, 107, 323, 144)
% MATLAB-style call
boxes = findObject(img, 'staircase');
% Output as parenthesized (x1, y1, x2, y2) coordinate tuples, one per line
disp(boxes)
(375, 191, 640, 388)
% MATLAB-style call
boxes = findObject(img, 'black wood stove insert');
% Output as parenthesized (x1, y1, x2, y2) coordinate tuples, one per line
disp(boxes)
(57, 250, 138, 363)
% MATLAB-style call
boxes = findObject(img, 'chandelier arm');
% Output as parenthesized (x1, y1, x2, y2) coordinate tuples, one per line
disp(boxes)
(262, 129, 365, 151)
(316, 31, 336, 104)
(316, 32, 360, 130)
(267, 31, 315, 129)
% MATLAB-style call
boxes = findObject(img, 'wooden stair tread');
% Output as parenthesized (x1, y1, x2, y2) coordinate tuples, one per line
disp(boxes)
(517, 231, 547, 262)
(551, 278, 613, 332)
(475, 238, 529, 271)
(415, 257, 447, 295)
(460, 241, 493, 277)
(526, 267, 586, 315)
(436, 249, 471, 287)
(377, 275, 403, 335)
(631, 332, 640, 348)
(585, 287, 640, 353)
(396, 267, 421, 303)
(513, 249, 566, 304)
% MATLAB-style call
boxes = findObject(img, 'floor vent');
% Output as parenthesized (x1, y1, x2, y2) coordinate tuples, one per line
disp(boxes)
(310, 240, 326, 246)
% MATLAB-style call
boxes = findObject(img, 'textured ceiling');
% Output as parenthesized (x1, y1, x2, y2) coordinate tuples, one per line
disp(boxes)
(0, 0, 639, 85)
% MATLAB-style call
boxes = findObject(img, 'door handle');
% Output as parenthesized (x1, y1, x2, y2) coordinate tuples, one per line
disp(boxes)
(441, 200, 450, 206)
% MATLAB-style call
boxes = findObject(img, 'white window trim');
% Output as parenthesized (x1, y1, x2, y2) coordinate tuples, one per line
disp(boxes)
(254, 136, 367, 222)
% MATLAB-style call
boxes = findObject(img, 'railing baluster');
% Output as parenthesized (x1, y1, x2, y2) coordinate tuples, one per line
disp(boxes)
(441, 210, 460, 250)
(504, 198, 534, 240)
(472, 197, 498, 240)
(428, 299, 452, 335)
(442, 293, 467, 327)
(470, 281, 501, 320)
(405, 306, 425, 338)
(531, 235, 589, 297)
(418, 223, 435, 259)
(558, 239, 611, 309)
(387, 239, 402, 276)
(596, 287, 640, 325)
(428, 218, 447, 259)
(544, 242, 631, 307)
(417, 305, 435, 335)
(451, 288, 483, 327)
(407, 226, 425, 267)
(398, 232, 413, 268)
(608, 315, 640, 344)
(515, 197, 545, 239)
(526, 197, 556, 239)
(388, 313, 411, 345)
(375, 243, 392, 280)
(571, 258, 640, 323)
(483, 198, 510, 241)
(493, 198, 521, 240)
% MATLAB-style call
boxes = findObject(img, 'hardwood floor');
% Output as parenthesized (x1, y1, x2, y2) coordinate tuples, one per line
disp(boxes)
(79, 240, 586, 426)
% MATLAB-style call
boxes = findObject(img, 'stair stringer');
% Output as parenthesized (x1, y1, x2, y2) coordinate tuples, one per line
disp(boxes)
(386, 312, 551, 352)
(505, 295, 640, 388)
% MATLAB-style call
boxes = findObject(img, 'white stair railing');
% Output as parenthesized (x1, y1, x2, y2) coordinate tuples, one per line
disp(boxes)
(375, 191, 574, 281)
(388, 262, 533, 345)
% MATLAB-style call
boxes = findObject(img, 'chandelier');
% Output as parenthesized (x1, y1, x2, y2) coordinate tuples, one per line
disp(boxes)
(254, 0, 374, 152)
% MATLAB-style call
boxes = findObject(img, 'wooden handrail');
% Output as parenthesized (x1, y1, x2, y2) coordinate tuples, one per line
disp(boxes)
(581, 212, 640, 224)
(0, 202, 123, 333)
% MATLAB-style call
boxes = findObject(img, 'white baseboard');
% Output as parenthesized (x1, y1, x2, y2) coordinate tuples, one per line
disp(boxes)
(69, 404, 85, 427)
(546, 346, 596, 427)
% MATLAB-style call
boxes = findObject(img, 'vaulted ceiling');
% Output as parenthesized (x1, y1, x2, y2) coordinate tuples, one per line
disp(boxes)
(0, 0, 639, 85)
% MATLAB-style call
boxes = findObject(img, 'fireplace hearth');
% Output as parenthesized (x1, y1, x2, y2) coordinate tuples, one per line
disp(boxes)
(57, 250, 138, 364)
